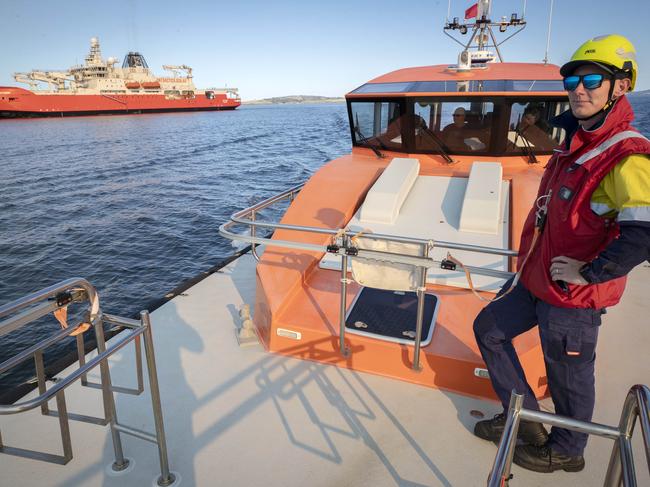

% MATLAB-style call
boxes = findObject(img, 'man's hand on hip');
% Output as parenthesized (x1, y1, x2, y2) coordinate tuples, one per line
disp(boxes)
(550, 256, 589, 285)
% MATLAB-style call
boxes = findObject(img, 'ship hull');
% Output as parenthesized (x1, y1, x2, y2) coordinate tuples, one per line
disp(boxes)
(0, 87, 240, 118)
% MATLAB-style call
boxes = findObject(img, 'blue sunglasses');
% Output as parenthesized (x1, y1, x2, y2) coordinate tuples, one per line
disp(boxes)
(563, 73, 608, 91)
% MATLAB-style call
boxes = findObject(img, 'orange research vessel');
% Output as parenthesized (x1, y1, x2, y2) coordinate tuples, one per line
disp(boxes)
(0, 37, 240, 118)
(220, 2, 568, 402)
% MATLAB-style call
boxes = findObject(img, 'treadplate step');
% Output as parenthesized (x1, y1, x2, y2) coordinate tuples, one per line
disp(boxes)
(345, 288, 439, 346)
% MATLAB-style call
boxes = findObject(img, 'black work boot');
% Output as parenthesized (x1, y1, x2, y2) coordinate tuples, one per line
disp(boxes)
(513, 444, 585, 473)
(474, 413, 548, 446)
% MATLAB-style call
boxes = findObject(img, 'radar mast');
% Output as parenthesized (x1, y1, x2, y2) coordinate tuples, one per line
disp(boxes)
(444, 0, 526, 68)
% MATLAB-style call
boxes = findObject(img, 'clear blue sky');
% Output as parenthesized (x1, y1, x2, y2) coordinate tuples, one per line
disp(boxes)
(1, 0, 648, 99)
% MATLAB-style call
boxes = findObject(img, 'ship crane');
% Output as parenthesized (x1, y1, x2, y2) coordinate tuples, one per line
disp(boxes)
(162, 65, 193, 79)
(13, 70, 75, 91)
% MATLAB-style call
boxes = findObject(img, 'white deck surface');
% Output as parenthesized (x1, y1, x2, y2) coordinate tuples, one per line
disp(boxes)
(1, 253, 649, 487)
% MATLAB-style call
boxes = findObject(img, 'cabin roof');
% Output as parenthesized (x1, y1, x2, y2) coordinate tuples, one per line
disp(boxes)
(346, 63, 565, 97)
(368, 62, 561, 83)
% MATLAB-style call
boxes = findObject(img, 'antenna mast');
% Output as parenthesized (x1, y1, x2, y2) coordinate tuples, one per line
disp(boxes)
(444, 0, 526, 64)
(543, 0, 554, 64)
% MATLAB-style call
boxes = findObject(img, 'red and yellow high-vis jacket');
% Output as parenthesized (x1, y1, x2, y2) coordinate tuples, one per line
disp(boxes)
(518, 96, 650, 308)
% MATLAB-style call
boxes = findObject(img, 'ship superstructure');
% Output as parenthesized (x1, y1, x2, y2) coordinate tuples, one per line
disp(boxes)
(0, 37, 240, 117)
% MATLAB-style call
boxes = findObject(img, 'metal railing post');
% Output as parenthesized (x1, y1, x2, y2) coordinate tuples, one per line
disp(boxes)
(93, 314, 128, 471)
(412, 244, 428, 371)
(636, 386, 650, 475)
(604, 385, 650, 486)
(55, 390, 73, 464)
(605, 390, 634, 486)
(620, 435, 637, 487)
(140, 311, 175, 487)
(251, 209, 260, 262)
(134, 334, 144, 393)
(487, 391, 524, 487)
(34, 350, 49, 415)
(339, 251, 350, 357)
(76, 333, 89, 386)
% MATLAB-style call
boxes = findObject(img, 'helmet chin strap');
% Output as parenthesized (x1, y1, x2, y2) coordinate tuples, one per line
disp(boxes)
(573, 80, 617, 122)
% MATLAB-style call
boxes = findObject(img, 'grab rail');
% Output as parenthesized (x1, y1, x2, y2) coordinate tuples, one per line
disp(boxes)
(487, 385, 650, 486)
(219, 183, 518, 370)
(0, 279, 175, 486)
(223, 183, 519, 260)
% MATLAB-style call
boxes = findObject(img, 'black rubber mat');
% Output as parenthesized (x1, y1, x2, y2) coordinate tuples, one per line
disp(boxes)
(345, 288, 438, 345)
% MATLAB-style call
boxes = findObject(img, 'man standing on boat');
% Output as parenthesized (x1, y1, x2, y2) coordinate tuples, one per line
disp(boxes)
(472, 34, 650, 473)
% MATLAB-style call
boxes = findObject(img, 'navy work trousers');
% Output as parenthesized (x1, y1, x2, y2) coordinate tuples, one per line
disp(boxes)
(473, 279, 603, 456)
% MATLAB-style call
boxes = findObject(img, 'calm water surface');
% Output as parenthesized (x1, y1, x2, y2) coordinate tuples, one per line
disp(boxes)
(1, 98, 649, 392)
(0, 103, 350, 391)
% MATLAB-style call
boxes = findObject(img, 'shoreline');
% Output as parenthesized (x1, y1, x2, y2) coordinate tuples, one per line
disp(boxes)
(242, 95, 345, 105)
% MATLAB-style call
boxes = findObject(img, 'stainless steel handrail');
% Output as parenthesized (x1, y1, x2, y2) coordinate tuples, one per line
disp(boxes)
(0, 280, 175, 486)
(219, 183, 518, 370)
(0, 278, 98, 320)
(487, 385, 650, 486)
(224, 183, 519, 257)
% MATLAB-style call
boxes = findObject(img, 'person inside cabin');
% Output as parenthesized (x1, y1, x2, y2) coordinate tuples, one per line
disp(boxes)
(441, 107, 469, 150)
(516, 105, 556, 151)
(472, 34, 650, 474)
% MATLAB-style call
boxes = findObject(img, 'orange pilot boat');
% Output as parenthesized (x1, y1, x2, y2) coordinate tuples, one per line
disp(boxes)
(221, 3, 570, 403)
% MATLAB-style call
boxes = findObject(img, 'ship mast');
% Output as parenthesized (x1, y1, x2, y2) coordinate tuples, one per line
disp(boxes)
(86, 37, 103, 66)
(444, 0, 526, 65)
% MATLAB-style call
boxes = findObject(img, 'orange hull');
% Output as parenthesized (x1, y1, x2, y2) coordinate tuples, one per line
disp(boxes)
(253, 149, 550, 401)
(0, 86, 240, 117)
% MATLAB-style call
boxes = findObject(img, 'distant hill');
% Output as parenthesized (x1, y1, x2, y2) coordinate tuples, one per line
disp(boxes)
(629, 89, 650, 97)
(243, 95, 345, 105)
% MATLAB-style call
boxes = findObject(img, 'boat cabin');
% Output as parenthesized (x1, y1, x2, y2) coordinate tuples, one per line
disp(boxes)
(347, 62, 569, 158)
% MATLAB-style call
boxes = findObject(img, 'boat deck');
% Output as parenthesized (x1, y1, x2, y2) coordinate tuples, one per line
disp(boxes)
(1, 252, 649, 486)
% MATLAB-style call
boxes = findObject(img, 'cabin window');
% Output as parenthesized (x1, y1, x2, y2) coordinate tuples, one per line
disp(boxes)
(350, 101, 404, 150)
(413, 100, 494, 153)
(505, 100, 570, 153)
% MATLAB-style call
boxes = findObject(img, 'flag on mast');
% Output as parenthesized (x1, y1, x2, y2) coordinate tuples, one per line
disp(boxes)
(465, 3, 478, 19)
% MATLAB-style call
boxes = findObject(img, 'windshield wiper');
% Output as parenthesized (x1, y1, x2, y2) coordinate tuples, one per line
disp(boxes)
(420, 127, 455, 164)
(353, 125, 386, 159)
(515, 129, 539, 164)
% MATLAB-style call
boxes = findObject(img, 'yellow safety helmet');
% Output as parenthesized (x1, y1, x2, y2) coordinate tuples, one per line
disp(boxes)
(560, 34, 637, 91)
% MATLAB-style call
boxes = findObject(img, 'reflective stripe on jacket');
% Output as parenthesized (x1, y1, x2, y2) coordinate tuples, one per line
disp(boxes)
(518, 96, 650, 308)
(590, 153, 650, 222)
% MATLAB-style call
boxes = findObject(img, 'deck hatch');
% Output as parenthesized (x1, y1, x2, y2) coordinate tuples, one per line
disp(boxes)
(345, 288, 438, 346)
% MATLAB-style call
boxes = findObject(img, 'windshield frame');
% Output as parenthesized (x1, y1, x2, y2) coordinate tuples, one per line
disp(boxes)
(347, 97, 407, 153)
(347, 95, 570, 157)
